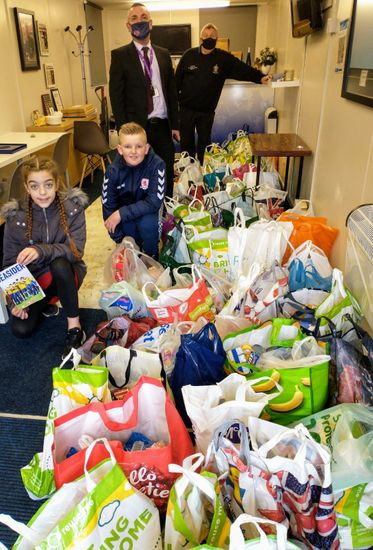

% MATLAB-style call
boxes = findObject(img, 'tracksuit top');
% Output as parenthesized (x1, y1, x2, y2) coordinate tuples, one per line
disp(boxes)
(175, 47, 264, 113)
(102, 147, 166, 229)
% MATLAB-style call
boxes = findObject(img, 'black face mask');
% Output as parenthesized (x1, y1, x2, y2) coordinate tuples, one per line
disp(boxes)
(201, 37, 217, 51)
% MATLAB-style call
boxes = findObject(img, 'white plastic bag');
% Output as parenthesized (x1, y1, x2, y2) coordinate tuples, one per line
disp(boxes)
(91, 344, 164, 390)
(182, 373, 274, 454)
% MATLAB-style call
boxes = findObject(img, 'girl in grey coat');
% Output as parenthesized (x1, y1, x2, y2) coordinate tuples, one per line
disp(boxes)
(1, 157, 88, 358)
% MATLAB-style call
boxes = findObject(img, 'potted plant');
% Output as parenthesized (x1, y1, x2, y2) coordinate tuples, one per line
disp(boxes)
(259, 47, 277, 74)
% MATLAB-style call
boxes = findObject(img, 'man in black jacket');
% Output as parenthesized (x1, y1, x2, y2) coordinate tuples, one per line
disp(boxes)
(109, 2, 179, 198)
(175, 23, 272, 164)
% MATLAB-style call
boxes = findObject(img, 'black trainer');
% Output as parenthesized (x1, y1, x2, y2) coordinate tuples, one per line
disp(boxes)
(42, 304, 60, 317)
(62, 327, 86, 359)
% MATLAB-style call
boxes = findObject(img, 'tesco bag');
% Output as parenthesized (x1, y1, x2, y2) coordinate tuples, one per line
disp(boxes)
(52, 377, 194, 511)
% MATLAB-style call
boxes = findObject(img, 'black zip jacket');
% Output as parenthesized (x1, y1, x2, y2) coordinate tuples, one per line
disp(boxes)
(175, 47, 264, 113)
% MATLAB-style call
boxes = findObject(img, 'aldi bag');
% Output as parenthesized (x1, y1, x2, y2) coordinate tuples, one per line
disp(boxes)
(52, 376, 194, 511)
(2, 438, 161, 550)
(20, 350, 111, 500)
(164, 454, 231, 550)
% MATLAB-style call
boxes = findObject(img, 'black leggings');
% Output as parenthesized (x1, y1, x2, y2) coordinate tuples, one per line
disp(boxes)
(10, 257, 79, 338)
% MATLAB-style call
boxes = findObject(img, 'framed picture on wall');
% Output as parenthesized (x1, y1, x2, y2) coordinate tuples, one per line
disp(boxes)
(41, 93, 54, 115)
(43, 63, 56, 89)
(14, 8, 40, 71)
(37, 22, 49, 56)
(51, 88, 63, 112)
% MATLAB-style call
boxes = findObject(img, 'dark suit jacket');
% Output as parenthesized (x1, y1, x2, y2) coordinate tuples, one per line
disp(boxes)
(109, 41, 179, 131)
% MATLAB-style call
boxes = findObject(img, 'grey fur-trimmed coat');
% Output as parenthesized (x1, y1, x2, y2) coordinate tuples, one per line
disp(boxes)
(1, 187, 88, 284)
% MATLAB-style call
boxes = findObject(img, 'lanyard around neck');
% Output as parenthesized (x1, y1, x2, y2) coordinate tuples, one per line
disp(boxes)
(138, 47, 154, 81)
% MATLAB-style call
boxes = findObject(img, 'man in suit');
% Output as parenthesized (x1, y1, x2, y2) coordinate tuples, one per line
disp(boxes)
(109, 2, 180, 198)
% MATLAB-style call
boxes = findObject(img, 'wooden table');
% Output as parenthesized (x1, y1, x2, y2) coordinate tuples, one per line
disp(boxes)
(26, 114, 98, 187)
(249, 133, 312, 198)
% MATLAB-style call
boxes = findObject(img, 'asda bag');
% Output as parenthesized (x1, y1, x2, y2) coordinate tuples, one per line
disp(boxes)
(52, 377, 194, 511)
(20, 350, 111, 501)
(2, 438, 161, 550)
(164, 454, 231, 550)
(142, 266, 215, 325)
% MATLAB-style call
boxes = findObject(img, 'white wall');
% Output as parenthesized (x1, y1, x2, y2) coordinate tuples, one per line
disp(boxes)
(258, 0, 373, 269)
(3, 0, 102, 131)
(1, 0, 373, 271)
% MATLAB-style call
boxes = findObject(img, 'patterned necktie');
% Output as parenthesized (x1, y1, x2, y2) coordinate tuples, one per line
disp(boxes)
(142, 46, 154, 114)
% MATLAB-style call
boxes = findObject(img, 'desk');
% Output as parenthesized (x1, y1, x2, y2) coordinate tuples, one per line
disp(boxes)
(249, 133, 312, 199)
(26, 115, 98, 187)
(0, 132, 64, 221)
(0, 132, 64, 170)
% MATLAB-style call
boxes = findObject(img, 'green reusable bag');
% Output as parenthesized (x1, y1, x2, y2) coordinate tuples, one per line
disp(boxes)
(245, 362, 329, 426)
(223, 319, 305, 374)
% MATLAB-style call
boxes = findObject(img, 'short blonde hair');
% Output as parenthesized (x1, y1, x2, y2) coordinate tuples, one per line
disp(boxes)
(119, 122, 147, 142)
(200, 23, 218, 38)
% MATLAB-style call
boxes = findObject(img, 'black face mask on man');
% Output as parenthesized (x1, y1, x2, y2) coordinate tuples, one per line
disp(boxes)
(130, 20, 151, 40)
(201, 37, 217, 51)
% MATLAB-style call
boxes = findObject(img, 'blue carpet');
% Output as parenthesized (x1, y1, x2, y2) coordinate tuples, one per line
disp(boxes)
(0, 416, 45, 548)
(0, 308, 107, 416)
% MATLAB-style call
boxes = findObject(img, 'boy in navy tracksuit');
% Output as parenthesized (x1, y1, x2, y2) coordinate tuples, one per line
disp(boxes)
(102, 122, 166, 257)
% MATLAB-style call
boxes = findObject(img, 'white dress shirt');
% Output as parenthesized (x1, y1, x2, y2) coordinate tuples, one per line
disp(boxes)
(133, 40, 168, 119)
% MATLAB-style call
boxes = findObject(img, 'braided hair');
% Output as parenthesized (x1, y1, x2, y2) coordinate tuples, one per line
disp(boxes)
(23, 156, 81, 259)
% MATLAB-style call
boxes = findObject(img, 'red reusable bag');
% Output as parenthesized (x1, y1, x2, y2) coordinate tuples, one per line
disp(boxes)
(52, 376, 194, 510)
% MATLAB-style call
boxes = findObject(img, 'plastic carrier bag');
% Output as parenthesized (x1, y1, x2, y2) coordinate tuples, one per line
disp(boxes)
(299, 403, 373, 492)
(1, 439, 162, 550)
(99, 280, 150, 319)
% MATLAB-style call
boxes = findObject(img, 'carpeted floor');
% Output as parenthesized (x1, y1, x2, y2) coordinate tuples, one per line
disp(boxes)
(0, 416, 46, 548)
(0, 308, 106, 416)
